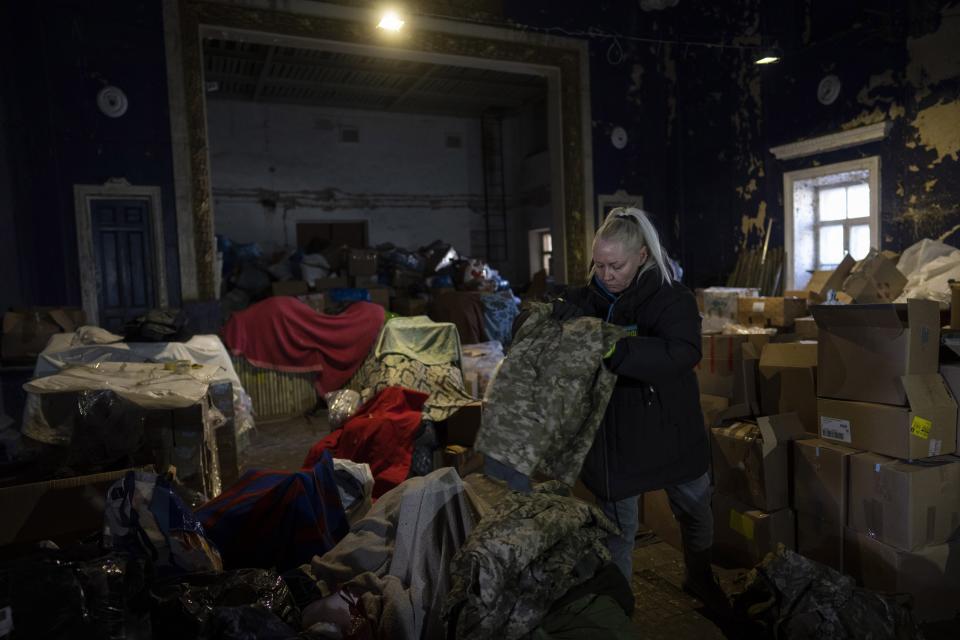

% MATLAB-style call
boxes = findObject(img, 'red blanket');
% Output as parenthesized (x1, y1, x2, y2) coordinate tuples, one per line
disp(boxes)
(223, 297, 384, 394)
(303, 387, 427, 498)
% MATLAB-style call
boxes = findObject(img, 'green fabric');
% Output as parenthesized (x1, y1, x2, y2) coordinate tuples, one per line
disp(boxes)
(374, 316, 463, 365)
(475, 302, 627, 485)
(531, 594, 641, 640)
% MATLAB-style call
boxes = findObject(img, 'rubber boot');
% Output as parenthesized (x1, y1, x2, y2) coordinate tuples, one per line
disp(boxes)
(682, 546, 733, 618)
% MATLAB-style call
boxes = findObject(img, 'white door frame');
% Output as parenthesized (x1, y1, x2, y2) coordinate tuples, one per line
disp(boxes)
(73, 178, 169, 326)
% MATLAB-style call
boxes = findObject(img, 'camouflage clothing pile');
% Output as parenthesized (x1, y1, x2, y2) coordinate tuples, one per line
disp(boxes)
(475, 302, 626, 485)
(733, 545, 923, 639)
(443, 482, 618, 640)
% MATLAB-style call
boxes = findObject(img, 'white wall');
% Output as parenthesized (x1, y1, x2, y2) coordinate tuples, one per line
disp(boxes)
(206, 99, 486, 255)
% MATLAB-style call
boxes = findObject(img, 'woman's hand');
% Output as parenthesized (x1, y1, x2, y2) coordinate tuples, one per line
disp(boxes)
(551, 299, 585, 321)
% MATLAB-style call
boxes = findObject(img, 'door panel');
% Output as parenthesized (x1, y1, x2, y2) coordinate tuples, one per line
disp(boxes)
(90, 198, 156, 331)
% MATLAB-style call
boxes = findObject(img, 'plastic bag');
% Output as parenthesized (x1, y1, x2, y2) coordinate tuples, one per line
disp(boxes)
(0, 546, 149, 640)
(104, 470, 223, 577)
(150, 569, 300, 638)
(324, 390, 361, 429)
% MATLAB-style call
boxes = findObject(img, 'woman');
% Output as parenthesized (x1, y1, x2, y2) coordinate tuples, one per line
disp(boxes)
(553, 207, 728, 613)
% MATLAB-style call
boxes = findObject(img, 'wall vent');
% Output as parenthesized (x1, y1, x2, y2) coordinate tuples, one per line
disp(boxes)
(340, 127, 360, 143)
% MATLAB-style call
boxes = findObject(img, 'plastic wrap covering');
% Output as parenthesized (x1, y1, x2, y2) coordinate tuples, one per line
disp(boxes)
(461, 342, 505, 400)
(333, 457, 374, 524)
(325, 389, 361, 429)
(104, 470, 223, 577)
(0, 546, 149, 640)
(150, 569, 300, 638)
(719, 324, 778, 336)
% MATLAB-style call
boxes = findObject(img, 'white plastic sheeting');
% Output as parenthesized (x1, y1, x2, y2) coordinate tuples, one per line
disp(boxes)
(895, 239, 960, 306)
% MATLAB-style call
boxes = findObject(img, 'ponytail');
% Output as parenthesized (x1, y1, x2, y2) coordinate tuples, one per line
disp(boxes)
(591, 207, 675, 286)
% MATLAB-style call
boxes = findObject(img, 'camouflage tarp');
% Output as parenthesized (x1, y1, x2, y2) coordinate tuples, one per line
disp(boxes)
(443, 482, 618, 640)
(474, 303, 626, 485)
(733, 545, 924, 639)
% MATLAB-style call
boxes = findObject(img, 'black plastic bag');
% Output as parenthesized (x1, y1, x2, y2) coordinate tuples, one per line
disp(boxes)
(0, 545, 149, 640)
(150, 569, 299, 638)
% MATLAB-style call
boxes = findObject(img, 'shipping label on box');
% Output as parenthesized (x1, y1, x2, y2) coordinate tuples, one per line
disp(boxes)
(759, 342, 818, 433)
(812, 299, 940, 405)
(793, 438, 859, 523)
(817, 373, 957, 459)
(844, 528, 960, 623)
(848, 452, 960, 552)
(712, 492, 796, 568)
(711, 414, 809, 512)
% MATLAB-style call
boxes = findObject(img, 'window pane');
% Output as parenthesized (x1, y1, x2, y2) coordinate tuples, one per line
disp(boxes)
(819, 225, 845, 267)
(541, 233, 552, 253)
(818, 187, 846, 221)
(847, 183, 869, 219)
(849, 224, 870, 260)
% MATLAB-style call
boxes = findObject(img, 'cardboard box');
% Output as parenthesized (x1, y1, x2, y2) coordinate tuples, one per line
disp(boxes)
(347, 249, 378, 277)
(391, 297, 429, 316)
(696, 334, 769, 416)
(793, 438, 859, 524)
(817, 374, 957, 459)
(642, 490, 681, 550)
(0, 467, 144, 546)
(445, 402, 482, 447)
(737, 297, 808, 329)
(759, 342, 819, 433)
(711, 414, 809, 512)
(712, 492, 796, 568)
(700, 394, 730, 430)
(804, 255, 857, 302)
(793, 316, 819, 340)
(2, 308, 86, 360)
(813, 300, 940, 405)
(351, 274, 380, 288)
(939, 363, 960, 454)
(297, 293, 325, 314)
(702, 287, 760, 332)
(848, 452, 960, 551)
(271, 280, 309, 297)
(440, 445, 484, 478)
(366, 287, 390, 310)
(844, 528, 960, 622)
(841, 252, 907, 304)
(797, 512, 844, 571)
(312, 276, 350, 290)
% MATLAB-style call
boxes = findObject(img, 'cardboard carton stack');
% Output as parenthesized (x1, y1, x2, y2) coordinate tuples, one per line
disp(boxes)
(710, 414, 810, 566)
(811, 298, 960, 621)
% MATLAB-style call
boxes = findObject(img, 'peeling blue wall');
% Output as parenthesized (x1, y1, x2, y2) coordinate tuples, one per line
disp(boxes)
(0, 0, 180, 310)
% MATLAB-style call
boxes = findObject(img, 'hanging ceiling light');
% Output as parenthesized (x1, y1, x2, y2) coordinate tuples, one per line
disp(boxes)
(377, 10, 405, 32)
(754, 49, 781, 65)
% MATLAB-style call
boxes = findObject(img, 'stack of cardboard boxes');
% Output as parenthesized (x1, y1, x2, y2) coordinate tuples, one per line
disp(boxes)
(710, 414, 809, 566)
(809, 298, 960, 622)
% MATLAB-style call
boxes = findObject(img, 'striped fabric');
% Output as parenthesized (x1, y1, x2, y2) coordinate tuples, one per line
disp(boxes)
(197, 451, 349, 572)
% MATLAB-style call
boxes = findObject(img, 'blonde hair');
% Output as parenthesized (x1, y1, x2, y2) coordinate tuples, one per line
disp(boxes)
(591, 207, 674, 286)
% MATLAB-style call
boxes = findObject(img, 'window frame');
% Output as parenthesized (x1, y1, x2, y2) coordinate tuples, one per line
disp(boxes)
(783, 156, 880, 290)
(813, 181, 872, 270)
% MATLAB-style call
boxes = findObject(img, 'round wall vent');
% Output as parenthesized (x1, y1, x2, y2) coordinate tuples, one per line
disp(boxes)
(97, 86, 129, 118)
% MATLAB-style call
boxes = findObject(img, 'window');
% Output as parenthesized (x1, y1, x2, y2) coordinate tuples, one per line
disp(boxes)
(540, 231, 553, 275)
(783, 157, 880, 290)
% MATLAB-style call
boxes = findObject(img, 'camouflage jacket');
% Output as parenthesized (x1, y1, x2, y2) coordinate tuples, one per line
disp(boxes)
(443, 482, 617, 640)
(474, 302, 626, 486)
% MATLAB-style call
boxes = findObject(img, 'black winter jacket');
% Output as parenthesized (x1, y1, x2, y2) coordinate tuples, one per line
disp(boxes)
(565, 267, 708, 502)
